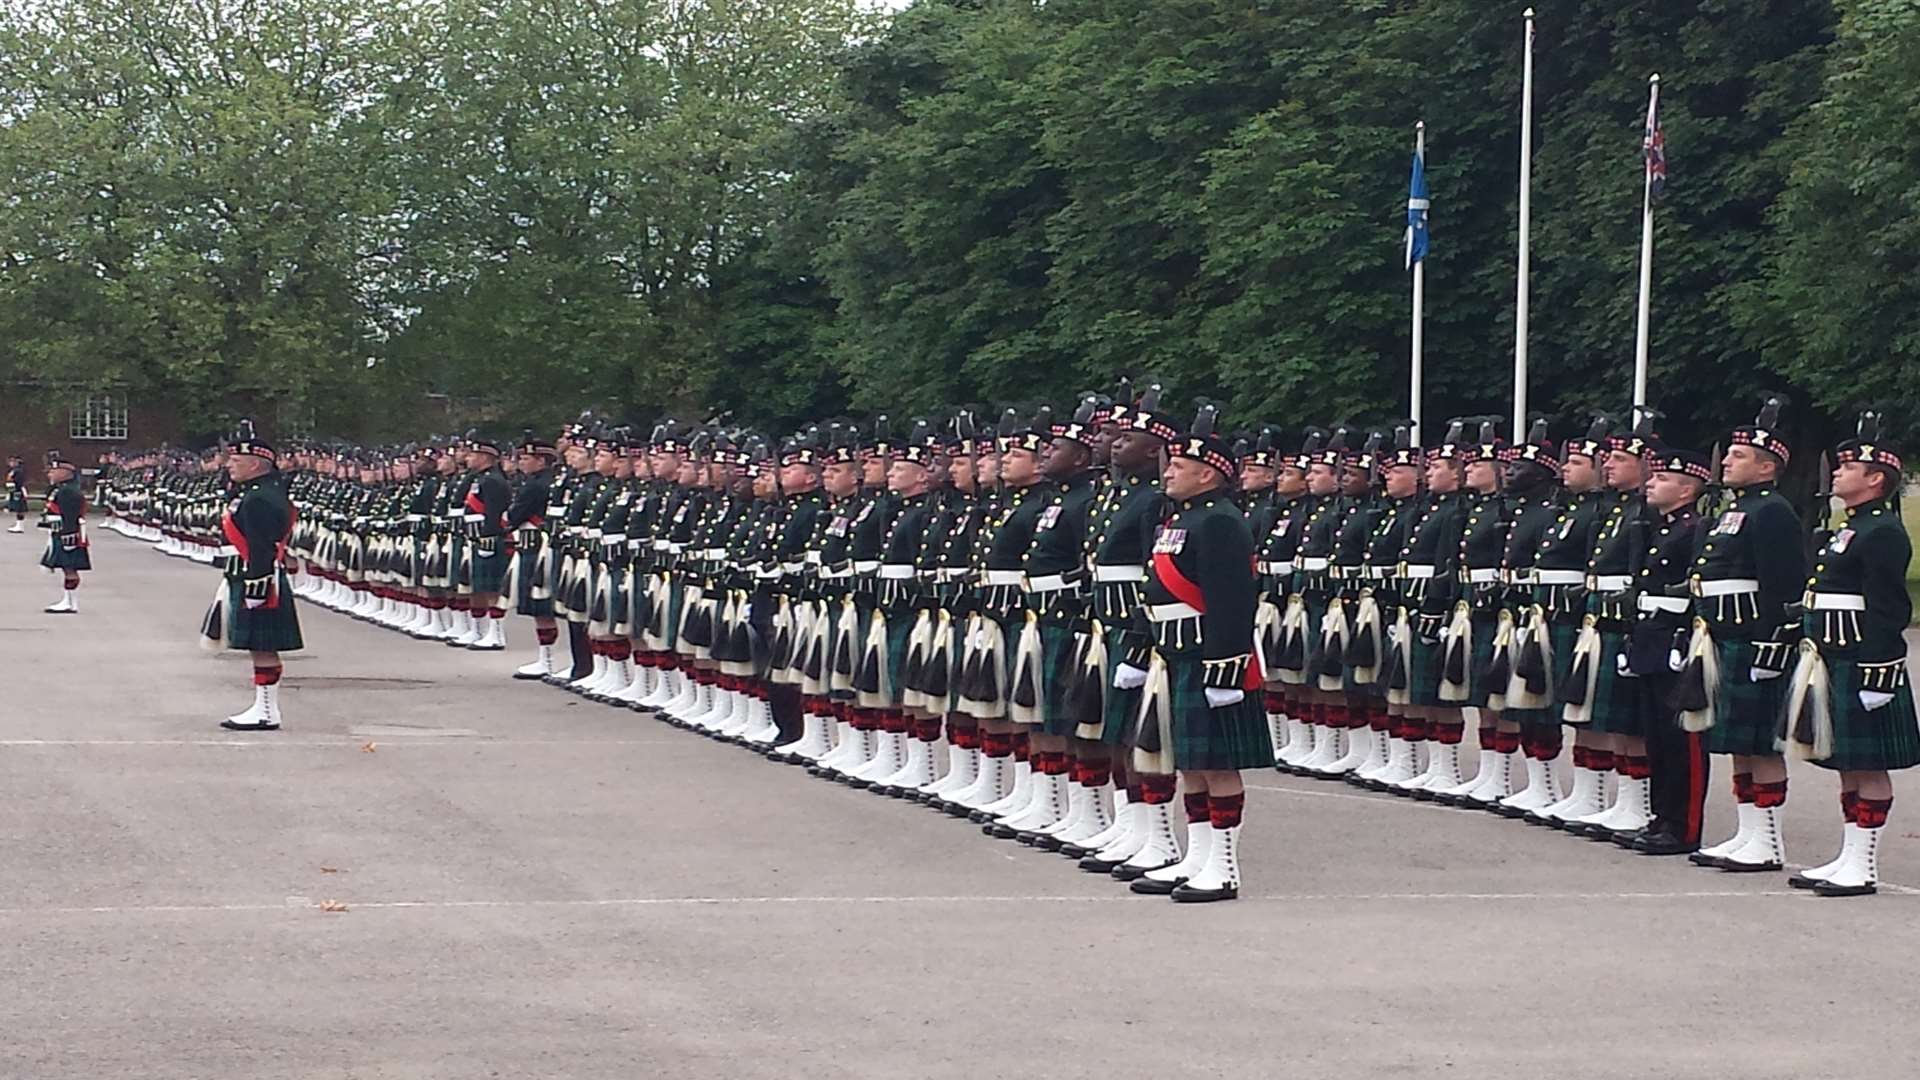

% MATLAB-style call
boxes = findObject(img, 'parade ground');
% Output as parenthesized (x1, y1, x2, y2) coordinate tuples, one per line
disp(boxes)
(3, 527, 1914, 1080)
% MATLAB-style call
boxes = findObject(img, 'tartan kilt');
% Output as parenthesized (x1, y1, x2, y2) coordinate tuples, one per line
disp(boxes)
(883, 609, 915, 706)
(408, 536, 430, 589)
(1800, 658, 1920, 772)
(469, 540, 509, 594)
(40, 534, 91, 571)
(226, 572, 305, 653)
(444, 534, 466, 588)
(1702, 639, 1789, 756)
(514, 544, 555, 617)
(1167, 656, 1275, 771)
(1460, 610, 1502, 708)
(1100, 628, 1142, 745)
(1547, 620, 1581, 690)
(1039, 619, 1080, 737)
(1405, 629, 1448, 708)
(1300, 593, 1331, 681)
(5, 490, 26, 513)
(1583, 628, 1644, 736)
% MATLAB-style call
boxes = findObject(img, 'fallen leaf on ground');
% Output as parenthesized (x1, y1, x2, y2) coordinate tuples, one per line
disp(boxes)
(361, 741, 377, 753)
(318, 899, 349, 912)
(319, 866, 344, 874)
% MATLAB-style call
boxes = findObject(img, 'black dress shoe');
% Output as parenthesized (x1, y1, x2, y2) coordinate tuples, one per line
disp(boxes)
(1079, 854, 1123, 873)
(1582, 825, 1621, 843)
(1717, 857, 1783, 873)
(1410, 788, 1440, 802)
(1493, 802, 1528, 818)
(1788, 870, 1825, 890)
(1170, 881, 1238, 903)
(1057, 842, 1091, 858)
(219, 719, 280, 732)
(1128, 874, 1186, 895)
(1811, 879, 1876, 897)
(1111, 860, 1173, 882)
(1611, 826, 1652, 850)
(1685, 848, 1725, 866)
(1033, 835, 1067, 852)
(984, 822, 1019, 839)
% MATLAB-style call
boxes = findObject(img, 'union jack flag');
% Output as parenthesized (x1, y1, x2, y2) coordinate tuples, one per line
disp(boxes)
(1643, 89, 1666, 199)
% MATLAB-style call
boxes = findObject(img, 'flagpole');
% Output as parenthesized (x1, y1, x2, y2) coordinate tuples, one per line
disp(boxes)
(1632, 73, 1660, 411)
(1410, 120, 1425, 445)
(1512, 9, 1535, 443)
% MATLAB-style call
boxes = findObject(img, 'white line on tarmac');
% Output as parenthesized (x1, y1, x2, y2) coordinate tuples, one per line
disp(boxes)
(0, 738, 686, 747)
(0, 888, 1905, 919)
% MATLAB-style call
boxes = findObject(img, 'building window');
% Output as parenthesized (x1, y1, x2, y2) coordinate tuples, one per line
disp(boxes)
(70, 395, 129, 441)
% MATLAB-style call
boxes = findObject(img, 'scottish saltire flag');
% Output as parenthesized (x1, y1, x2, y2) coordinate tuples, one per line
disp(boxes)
(1643, 92, 1667, 199)
(1405, 148, 1430, 270)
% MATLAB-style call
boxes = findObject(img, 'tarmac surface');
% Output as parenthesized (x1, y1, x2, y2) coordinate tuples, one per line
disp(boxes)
(2, 524, 1916, 1079)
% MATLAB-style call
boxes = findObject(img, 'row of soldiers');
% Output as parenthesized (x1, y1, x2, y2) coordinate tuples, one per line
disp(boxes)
(93, 394, 1918, 899)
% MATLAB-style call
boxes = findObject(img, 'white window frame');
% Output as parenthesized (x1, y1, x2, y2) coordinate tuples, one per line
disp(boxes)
(70, 395, 129, 441)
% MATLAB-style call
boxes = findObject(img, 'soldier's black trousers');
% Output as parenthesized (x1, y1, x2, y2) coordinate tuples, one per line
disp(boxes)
(568, 623, 592, 680)
(1644, 671, 1709, 845)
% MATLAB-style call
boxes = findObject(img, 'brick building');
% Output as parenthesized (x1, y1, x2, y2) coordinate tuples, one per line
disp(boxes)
(0, 385, 182, 496)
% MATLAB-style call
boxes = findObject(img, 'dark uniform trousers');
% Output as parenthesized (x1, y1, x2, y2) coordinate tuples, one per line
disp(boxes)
(1643, 670, 1709, 846)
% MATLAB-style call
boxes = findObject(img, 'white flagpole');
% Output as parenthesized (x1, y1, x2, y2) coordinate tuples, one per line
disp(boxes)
(1410, 120, 1425, 445)
(1513, 9, 1535, 443)
(1632, 73, 1660, 410)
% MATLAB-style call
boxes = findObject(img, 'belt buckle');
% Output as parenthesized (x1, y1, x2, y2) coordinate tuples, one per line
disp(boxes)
(1688, 576, 1704, 599)
(1396, 560, 1409, 577)
(1584, 573, 1598, 591)
(1802, 588, 1816, 611)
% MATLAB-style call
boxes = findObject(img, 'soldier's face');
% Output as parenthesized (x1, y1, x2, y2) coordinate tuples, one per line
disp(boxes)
(1091, 426, 1118, 465)
(1645, 471, 1702, 513)
(517, 452, 545, 473)
(1044, 439, 1090, 479)
(947, 453, 974, 491)
(227, 455, 268, 483)
(1110, 431, 1155, 472)
(861, 456, 887, 486)
(1240, 463, 1276, 492)
(1307, 463, 1338, 496)
(1162, 456, 1223, 501)
(823, 461, 859, 497)
(1000, 448, 1039, 486)
(1605, 451, 1644, 491)
(753, 470, 776, 497)
(1384, 464, 1419, 498)
(1340, 466, 1370, 496)
(976, 452, 999, 486)
(781, 463, 819, 492)
(1275, 466, 1307, 496)
(1833, 461, 1890, 508)
(564, 446, 590, 471)
(464, 450, 490, 471)
(1425, 459, 1459, 493)
(889, 460, 930, 496)
(1721, 444, 1778, 488)
(1466, 460, 1498, 492)
(1562, 454, 1599, 492)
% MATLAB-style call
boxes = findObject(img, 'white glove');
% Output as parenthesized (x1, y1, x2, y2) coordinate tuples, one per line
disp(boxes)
(1668, 648, 1685, 673)
(1615, 652, 1637, 679)
(244, 597, 268, 610)
(1112, 663, 1147, 690)
(1861, 690, 1895, 711)
(1204, 688, 1245, 708)
(1750, 667, 1783, 682)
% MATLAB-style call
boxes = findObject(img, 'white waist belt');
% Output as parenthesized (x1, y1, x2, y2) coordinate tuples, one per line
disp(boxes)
(879, 565, 915, 580)
(1465, 568, 1501, 584)
(1696, 578, 1760, 598)
(1026, 573, 1072, 593)
(1807, 593, 1866, 612)
(1535, 569, 1585, 586)
(216, 545, 240, 557)
(1147, 602, 1202, 622)
(1094, 565, 1147, 582)
(1591, 574, 1632, 592)
(701, 548, 727, 561)
(853, 560, 881, 574)
(983, 570, 1026, 587)
(1365, 567, 1391, 579)
(1300, 557, 1330, 572)
(1256, 560, 1294, 576)
(1401, 565, 1438, 579)
(1638, 595, 1689, 614)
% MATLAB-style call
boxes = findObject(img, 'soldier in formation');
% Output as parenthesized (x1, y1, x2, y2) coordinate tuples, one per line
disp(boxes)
(85, 395, 1914, 899)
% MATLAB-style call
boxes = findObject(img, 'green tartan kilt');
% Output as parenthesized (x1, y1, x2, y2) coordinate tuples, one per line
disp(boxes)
(1464, 610, 1501, 708)
(1168, 657, 1275, 771)
(5, 490, 25, 513)
(1704, 639, 1789, 756)
(665, 582, 684, 651)
(1405, 628, 1447, 708)
(515, 544, 554, 618)
(444, 533, 466, 584)
(226, 572, 305, 653)
(1300, 593, 1330, 677)
(1547, 619, 1580, 688)
(1584, 628, 1644, 736)
(40, 535, 92, 571)
(884, 609, 914, 704)
(1039, 619, 1079, 736)
(1801, 660, 1920, 772)
(469, 540, 509, 594)
(1100, 628, 1142, 745)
